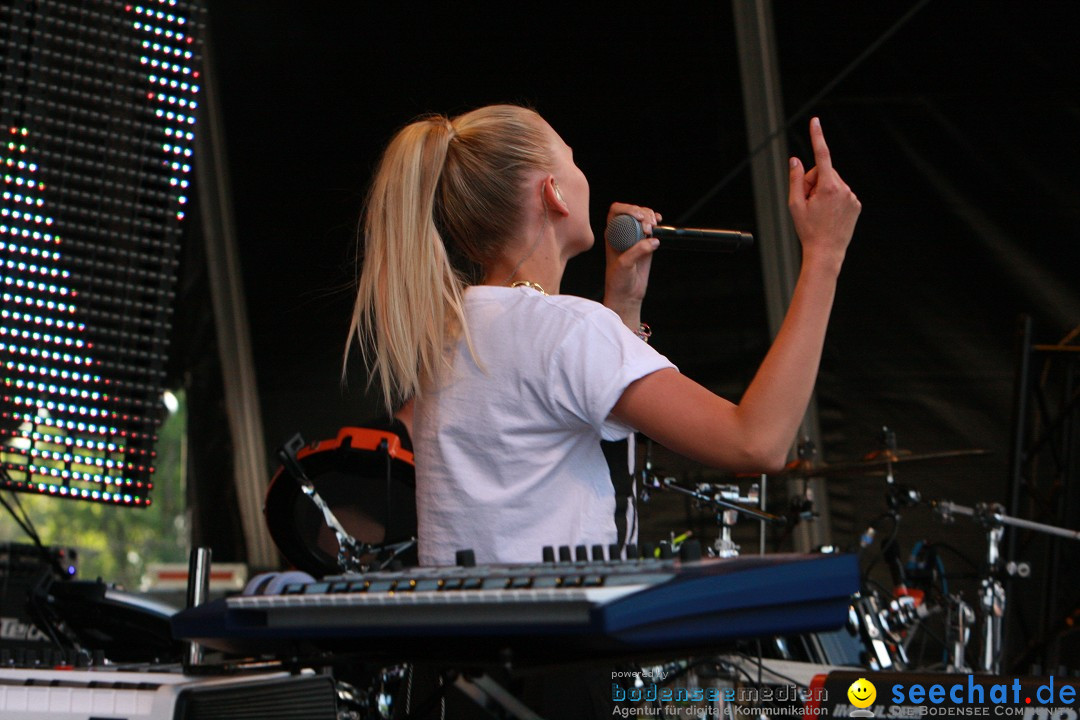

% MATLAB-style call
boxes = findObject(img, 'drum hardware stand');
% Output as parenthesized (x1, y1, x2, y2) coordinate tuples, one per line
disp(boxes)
(946, 594, 976, 673)
(877, 427, 924, 517)
(852, 584, 929, 672)
(851, 592, 907, 671)
(933, 499, 1077, 673)
(758, 472, 768, 555)
(854, 428, 923, 574)
(851, 429, 927, 671)
(792, 438, 821, 524)
(638, 438, 657, 505)
(647, 477, 786, 558)
(277, 435, 416, 573)
(762, 439, 823, 553)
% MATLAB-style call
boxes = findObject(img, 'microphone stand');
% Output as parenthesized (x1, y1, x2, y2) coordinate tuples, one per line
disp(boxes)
(932, 499, 1080, 673)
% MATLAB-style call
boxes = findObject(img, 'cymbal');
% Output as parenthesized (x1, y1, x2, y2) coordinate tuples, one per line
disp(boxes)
(774, 448, 989, 479)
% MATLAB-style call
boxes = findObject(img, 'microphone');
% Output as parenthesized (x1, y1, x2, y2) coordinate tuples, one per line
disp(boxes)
(604, 214, 754, 253)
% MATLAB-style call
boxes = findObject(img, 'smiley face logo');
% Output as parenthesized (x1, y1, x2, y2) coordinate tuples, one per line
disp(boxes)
(848, 678, 877, 709)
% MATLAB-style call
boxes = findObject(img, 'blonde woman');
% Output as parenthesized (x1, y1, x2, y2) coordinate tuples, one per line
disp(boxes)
(349, 105, 860, 567)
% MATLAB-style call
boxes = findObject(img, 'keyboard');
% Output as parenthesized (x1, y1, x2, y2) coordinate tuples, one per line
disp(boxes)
(172, 553, 859, 663)
(0, 668, 336, 720)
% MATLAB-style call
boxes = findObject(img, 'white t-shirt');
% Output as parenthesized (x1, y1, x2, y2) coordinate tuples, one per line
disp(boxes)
(413, 285, 676, 566)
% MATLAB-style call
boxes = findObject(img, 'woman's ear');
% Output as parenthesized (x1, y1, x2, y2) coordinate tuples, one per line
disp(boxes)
(542, 176, 569, 216)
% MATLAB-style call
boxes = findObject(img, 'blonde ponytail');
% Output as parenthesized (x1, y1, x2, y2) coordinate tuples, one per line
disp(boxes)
(347, 105, 553, 413)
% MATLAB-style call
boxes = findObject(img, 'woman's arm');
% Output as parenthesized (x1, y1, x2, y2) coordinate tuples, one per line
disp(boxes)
(611, 118, 861, 473)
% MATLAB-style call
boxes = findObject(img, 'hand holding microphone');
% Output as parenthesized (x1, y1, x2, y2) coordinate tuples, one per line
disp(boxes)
(601, 202, 661, 330)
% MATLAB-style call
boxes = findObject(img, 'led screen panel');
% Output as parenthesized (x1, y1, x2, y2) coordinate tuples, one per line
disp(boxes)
(0, 0, 203, 506)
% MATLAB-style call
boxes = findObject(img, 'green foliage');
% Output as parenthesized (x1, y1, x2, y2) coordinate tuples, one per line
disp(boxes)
(0, 392, 189, 590)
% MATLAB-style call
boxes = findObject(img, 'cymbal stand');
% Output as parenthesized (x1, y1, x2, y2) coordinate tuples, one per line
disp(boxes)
(787, 439, 821, 533)
(933, 500, 1079, 673)
(857, 429, 922, 585)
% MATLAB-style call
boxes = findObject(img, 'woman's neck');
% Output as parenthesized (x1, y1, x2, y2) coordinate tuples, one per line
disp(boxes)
(483, 231, 566, 294)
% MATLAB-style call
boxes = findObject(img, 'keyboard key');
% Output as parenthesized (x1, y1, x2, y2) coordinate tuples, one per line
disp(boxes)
(367, 580, 394, 593)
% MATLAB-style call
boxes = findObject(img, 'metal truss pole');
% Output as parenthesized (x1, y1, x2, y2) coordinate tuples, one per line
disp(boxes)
(193, 20, 277, 569)
(732, 0, 831, 550)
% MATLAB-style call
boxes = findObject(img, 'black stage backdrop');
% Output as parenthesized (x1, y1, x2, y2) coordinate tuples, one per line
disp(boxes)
(189, 1, 1080, 669)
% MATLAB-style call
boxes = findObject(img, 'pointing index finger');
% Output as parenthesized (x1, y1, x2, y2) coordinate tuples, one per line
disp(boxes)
(810, 117, 832, 172)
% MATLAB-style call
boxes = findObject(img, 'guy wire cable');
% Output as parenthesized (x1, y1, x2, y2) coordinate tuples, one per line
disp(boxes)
(678, 0, 934, 224)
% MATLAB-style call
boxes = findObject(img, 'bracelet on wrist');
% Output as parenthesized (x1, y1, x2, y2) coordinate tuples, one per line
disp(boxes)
(634, 322, 651, 343)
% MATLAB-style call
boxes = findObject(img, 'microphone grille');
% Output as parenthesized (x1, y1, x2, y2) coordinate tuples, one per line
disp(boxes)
(604, 214, 644, 253)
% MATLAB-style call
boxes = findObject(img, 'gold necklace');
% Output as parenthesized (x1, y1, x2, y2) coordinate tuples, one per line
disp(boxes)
(509, 280, 548, 295)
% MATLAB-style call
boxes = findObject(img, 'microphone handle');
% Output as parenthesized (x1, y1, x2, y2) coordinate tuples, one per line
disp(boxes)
(651, 225, 754, 252)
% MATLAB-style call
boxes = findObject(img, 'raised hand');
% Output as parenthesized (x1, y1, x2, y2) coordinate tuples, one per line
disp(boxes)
(787, 117, 861, 272)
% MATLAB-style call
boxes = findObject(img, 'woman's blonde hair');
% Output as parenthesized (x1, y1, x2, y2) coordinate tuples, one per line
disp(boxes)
(346, 104, 554, 412)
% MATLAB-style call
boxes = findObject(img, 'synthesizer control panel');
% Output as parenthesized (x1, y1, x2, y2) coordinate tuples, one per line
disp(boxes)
(173, 552, 859, 663)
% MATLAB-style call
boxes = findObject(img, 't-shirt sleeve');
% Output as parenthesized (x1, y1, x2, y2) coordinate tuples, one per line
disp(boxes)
(548, 305, 676, 441)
